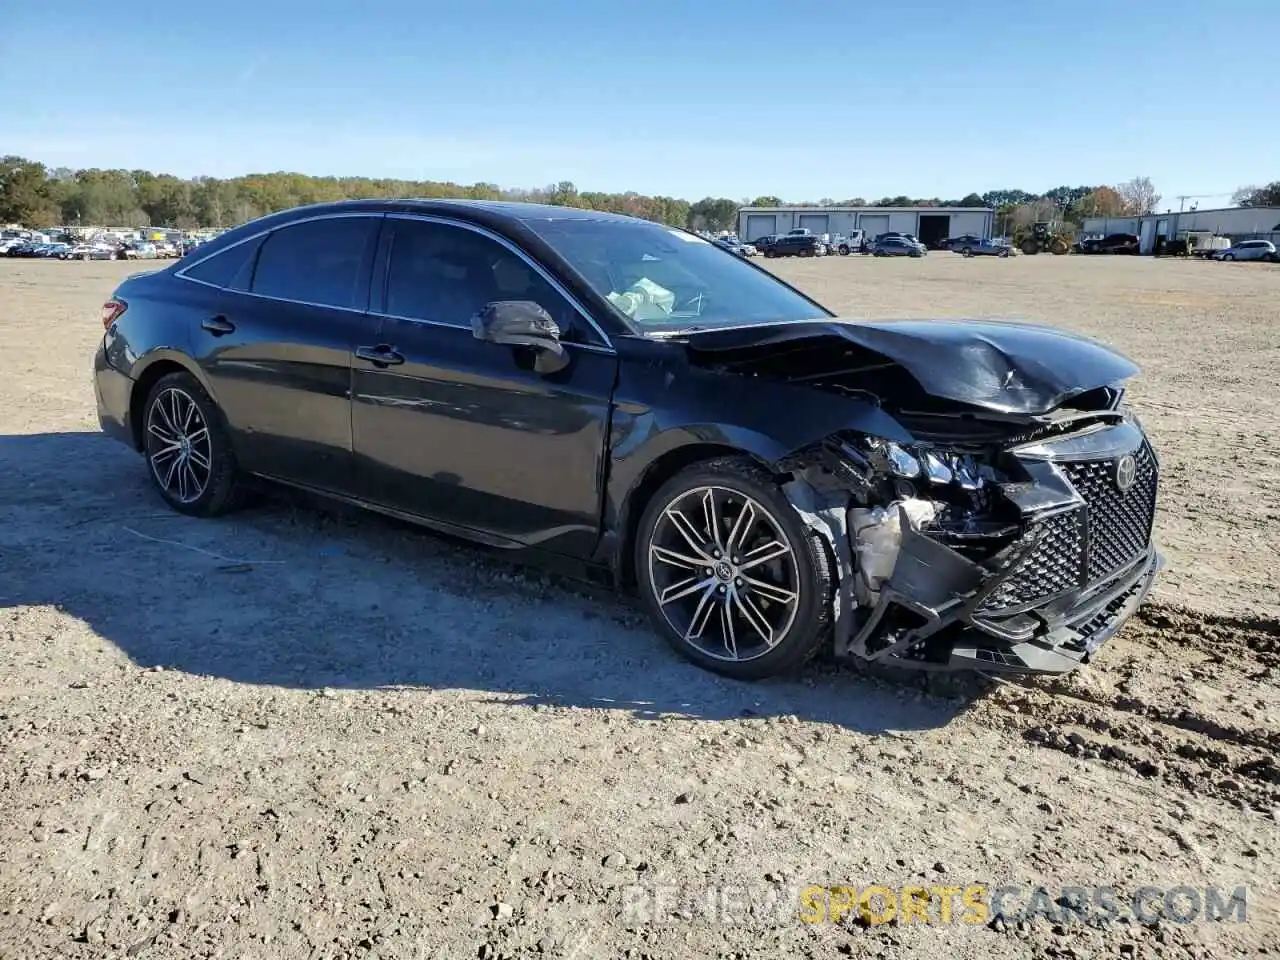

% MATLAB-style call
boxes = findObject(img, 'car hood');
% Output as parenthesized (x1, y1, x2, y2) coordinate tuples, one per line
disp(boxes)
(678, 318, 1139, 416)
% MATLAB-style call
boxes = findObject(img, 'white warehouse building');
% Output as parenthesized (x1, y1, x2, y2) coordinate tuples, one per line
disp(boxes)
(737, 205, 995, 247)
(1082, 206, 1280, 254)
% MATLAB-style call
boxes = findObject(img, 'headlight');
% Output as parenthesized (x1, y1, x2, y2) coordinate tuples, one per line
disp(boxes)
(868, 440, 987, 491)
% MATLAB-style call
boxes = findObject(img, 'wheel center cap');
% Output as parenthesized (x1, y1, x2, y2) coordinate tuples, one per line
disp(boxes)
(714, 560, 734, 582)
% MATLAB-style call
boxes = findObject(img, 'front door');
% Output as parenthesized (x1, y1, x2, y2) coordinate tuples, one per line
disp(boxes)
(352, 216, 618, 557)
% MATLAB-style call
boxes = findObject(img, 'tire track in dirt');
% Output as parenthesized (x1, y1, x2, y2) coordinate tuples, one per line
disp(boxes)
(975, 603, 1280, 812)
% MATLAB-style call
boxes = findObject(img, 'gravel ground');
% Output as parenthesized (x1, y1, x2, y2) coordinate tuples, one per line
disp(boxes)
(0, 255, 1276, 959)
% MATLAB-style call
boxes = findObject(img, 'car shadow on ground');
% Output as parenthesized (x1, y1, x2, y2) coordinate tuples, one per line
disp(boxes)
(0, 431, 987, 733)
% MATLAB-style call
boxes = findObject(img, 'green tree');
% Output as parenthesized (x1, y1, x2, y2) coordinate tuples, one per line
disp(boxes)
(0, 156, 60, 226)
(687, 197, 739, 232)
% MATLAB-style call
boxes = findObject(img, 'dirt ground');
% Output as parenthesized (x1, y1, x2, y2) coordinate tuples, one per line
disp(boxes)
(0, 253, 1276, 959)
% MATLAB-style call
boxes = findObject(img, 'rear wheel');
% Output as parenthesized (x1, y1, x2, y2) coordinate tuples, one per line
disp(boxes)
(142, 371, 244, 517)
(635, 457, 833, 680)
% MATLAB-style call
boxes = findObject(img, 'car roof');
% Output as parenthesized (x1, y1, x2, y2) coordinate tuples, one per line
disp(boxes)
(179, 198, 665, 266)
(268, 197, 648, 226)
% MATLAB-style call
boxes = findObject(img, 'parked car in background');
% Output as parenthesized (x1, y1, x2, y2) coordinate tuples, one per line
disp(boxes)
(713, 236, 757, 257)
(941, 234, 984, 253)
(831, 231, 866, 255)
(752, 234, 778, 255)
(874, 232, 927, 255)
(871, 237, 924, 257)
(125, 242, 159, 260)
(65, 242, 121, 261)
(764, 233, 826, 258)
(38, 243, 71, 259)
(958, 238, 1012, 258)
(1078, 233, 1139, 255)
(1212, 239, 1277, 262)
(93, 198, 1163, 680)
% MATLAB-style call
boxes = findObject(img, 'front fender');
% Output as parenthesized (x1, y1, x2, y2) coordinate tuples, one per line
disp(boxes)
(601, 353, 913, 577)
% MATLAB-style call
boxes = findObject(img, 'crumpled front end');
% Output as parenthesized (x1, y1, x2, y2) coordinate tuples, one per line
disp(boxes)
(782, 410, 1162, 676)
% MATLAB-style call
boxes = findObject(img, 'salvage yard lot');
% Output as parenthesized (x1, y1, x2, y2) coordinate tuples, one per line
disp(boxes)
(1, 254, 1276, 959)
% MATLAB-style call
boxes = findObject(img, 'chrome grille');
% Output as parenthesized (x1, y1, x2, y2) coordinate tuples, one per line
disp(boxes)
(977, 509, 1084, 613)
(1059, 443, 1158, 582)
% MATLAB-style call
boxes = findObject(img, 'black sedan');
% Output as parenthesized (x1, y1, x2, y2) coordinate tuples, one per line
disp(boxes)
(94, 200, 1162, 679)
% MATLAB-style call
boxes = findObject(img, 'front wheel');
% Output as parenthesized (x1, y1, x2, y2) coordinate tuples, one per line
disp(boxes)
(1222, 253, 1234, 261)
(635, 457, 833, 680)
(142, 371, 244, 517)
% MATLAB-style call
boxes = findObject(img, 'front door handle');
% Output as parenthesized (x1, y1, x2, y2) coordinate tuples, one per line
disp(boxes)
(355, 345, 405, 367)
(201, 315, 236, 336)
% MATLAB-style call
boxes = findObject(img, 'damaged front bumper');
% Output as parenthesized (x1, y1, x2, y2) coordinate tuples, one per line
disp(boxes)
(843, 512, 1162, 674)
(783, 420, 1163, 677)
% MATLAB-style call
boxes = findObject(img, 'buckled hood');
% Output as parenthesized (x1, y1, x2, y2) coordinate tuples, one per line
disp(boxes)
(679, 318, 1140, 415)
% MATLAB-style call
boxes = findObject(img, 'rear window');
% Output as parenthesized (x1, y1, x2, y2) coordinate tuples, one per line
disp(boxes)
(181, 237, 263, 290)
(251, 217, 378, 309)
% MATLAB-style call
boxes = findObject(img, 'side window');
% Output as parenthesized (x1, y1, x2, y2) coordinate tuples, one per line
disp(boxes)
(180, 236, 263, 290)
(251, 217, 377, 309)
(383, 219, 575, 333)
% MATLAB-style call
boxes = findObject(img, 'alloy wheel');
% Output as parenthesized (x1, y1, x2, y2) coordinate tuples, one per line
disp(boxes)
(646, 485, 800, 662)
(145, 386, 212, 504)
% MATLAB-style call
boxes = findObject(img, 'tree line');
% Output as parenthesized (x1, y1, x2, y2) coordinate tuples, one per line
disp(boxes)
(1, 156, 1274, 236)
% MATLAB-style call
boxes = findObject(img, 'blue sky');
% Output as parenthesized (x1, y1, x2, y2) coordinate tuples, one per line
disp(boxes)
(2, 1, 1276, 207)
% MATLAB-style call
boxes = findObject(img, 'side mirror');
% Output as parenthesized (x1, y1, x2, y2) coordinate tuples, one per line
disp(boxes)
(472, 300, 568, 373)
(472, 300, 564, 354)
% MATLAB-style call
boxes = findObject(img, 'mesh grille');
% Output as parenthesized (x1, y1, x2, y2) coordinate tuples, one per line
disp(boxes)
(978, 442, 1158, 616)
(977, 509, 1084, 613)
(1059, 443, 1158, 583)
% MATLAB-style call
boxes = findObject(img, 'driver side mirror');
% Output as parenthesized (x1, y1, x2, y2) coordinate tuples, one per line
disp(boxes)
(472, 300, 568, 374)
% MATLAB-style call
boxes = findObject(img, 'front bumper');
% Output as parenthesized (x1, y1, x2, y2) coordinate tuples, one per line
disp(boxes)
(950, 547, 1161, 674)
(838, 513, 1162, 675)
(791, 419, 1163, 677)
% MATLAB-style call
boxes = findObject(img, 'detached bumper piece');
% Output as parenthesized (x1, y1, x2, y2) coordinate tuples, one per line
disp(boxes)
(839, 432, 1162, 676)
(951, 548, 1161, 674)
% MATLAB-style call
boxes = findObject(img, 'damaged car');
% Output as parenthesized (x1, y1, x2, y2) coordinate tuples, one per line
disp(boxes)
(94, 200, 1161, 680)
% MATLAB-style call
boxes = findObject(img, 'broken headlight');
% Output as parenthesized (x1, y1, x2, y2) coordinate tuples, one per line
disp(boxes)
(872, 440, 988, 491)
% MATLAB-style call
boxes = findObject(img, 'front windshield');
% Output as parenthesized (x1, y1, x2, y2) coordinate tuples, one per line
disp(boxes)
(523, 217, 832, 332)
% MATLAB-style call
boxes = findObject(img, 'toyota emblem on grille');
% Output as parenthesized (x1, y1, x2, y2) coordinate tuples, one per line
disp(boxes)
(1114, 453, 1138, 492)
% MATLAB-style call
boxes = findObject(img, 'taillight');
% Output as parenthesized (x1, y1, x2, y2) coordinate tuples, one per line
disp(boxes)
(102, 298, 127, 329)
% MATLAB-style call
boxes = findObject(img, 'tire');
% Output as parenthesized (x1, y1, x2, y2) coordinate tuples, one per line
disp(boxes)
(634, 456, 833, 680)
(1223, 253, 1234, 261)
(838, 245, 850, 256)
(961, 247, 972, 257)
(142, 371, 244, 517)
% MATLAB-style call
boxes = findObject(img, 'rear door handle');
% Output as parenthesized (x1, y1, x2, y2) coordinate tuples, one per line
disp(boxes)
(355, 345, 405, 367)
(201, 315, 236, 336)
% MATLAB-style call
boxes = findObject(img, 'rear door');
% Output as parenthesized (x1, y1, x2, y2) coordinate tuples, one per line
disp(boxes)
(352, 215, 617, 557)
(185, 213, 382, 493)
